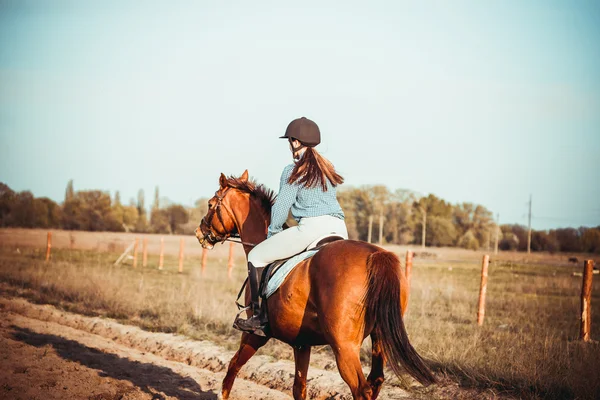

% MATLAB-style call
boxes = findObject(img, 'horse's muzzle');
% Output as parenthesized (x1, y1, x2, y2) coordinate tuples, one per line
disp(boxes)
(195, 226, 214, 249)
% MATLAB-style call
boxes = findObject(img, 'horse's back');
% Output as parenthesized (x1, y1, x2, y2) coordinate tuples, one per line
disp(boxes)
(268, 240, 382, 345)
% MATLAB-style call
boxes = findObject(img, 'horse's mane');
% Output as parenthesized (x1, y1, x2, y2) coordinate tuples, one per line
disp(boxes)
(225, 176, 276, 214)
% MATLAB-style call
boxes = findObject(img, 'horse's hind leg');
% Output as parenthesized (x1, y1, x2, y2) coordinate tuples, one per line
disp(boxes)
(222, 333, 269, 399)
(367, 332, 385, 399)
(292, 345, 311, 399)
(332, 343, 373, 399)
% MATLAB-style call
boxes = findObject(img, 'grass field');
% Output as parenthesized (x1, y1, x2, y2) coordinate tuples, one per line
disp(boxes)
(0, 229, 599, 399)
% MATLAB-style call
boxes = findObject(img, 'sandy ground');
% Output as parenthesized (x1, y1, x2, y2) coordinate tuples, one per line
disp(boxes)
(0, 296, 424, 400)
(0, 311, 292, 400)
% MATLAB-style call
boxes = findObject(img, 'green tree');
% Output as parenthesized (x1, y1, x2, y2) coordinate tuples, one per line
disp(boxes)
(63, 190, 120, 231)
(135, 189, 148, 232)
(65, 179, 74, 202)
(150, 208, 170, 233)
(426, 216, 457, 247)
(0, 183, 16, 227)
(555, 228, 582, 252)
(153, 186, 160, 211)
(458, 230, 479, 250)
(167, 205, 189, 234)
(580, 227, 600, 253)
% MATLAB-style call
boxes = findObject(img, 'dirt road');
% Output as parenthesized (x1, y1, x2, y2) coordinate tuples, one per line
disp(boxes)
(0, 310, 291, 400)
(0, 297, 423, 400)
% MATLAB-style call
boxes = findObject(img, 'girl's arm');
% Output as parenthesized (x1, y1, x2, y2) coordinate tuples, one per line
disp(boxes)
(267, 164, 299, 238)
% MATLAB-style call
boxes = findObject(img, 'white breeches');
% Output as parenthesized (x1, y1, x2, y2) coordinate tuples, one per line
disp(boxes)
(248, 215, 348, 268)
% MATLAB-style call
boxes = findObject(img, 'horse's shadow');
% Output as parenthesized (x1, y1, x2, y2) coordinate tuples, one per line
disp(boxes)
(10, 325, 218, 400)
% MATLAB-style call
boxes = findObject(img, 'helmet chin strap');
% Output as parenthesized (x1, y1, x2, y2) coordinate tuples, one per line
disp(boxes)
(289, 139, 307, 161)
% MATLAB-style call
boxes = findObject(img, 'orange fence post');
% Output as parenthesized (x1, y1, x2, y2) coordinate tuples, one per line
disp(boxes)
(158, 237, 164, 270)
(132, 238, 139, 268)
(580, 260, 595, 341)
(405, 250, 413, 285)
(202, 248, 208, 277)
(228, 242, 235, 279)
(178, 238, 185, 274)
(45, 231, 52, 262)
(142, 238, 148, 268)
(477, 255, 490, 326)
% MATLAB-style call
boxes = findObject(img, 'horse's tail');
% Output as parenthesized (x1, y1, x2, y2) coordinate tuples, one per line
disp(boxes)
(365, 250, 437, 386)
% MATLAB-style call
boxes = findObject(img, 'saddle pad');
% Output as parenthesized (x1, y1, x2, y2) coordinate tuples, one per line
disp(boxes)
(264, 250, 317, 298)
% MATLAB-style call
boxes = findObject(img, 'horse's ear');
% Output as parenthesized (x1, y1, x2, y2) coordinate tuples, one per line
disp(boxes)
(219, 173, 228, 188)
(240, 170, 249, 182)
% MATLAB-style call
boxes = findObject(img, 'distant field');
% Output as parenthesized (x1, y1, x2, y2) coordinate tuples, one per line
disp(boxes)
(0, 228, 599, 399)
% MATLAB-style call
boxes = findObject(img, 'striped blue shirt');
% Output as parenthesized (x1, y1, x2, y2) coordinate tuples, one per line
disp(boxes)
(267, 164, 345, 238)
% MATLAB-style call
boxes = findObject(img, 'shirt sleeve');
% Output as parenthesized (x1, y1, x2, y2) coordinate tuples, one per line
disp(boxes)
(267, 164, 299, 238)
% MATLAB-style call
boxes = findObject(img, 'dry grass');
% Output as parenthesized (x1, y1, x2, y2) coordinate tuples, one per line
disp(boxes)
(0, 229, 599, 399)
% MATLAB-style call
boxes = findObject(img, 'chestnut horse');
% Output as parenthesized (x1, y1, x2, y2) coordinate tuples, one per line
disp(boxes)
(195, 170, 436, 400)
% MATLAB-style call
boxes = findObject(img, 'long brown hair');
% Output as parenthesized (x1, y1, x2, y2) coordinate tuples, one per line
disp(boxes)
(288, 147, 344, 191)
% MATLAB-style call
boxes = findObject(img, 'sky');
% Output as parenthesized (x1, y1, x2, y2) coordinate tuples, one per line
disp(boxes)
(1, 0, 599, 230)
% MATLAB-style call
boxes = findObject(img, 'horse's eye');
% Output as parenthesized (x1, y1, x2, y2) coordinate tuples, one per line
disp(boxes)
(208, 202, 213, 209)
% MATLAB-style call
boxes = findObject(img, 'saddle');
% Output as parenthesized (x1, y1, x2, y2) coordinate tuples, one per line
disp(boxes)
(235, 234, 345, 310)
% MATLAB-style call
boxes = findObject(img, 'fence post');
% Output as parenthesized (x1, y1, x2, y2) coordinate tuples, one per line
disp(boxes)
(178, 238, 185, 274)
(228, 242, 234, 279)
(158, 237, 164, 270)
(477, 254, 490, 326)
(132, 238, 139, 268)
(405, 250, 413, 286)
(45, 231, 52, 262)
(142, 238, 148, 268)
(202, 248, 208, 277)
(580, 260, 595, 341)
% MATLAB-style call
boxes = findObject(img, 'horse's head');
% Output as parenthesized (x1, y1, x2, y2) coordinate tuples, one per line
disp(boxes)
(195, 170, 249, 249)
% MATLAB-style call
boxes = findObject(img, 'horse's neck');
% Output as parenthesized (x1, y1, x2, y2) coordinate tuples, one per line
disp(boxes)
(231, 195, 269, 256)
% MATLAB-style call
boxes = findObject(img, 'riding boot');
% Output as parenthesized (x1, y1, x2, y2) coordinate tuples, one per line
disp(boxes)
(233, 262, 268, 336)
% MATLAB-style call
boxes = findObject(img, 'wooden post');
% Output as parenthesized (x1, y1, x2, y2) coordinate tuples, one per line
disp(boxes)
(142, 238, 148, 268)
(132, 238, 139, 268)
(45, 232, 52, 262)
(580, 260, 595, 341)
(477, 255, 490, 326)
(178, 238, 185, 274)
(367, 215, 373, 243)
(201, 248, 208, 277)
(228, 242, 234, 279)
(158, 237, 164, 270)
(405, 250, 413, 286)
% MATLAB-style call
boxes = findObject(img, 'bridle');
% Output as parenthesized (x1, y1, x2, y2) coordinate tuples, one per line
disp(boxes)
(199, 187, 256, 247)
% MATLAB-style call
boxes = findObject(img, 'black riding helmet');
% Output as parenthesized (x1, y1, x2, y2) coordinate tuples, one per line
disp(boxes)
(279, 117, 321, 147)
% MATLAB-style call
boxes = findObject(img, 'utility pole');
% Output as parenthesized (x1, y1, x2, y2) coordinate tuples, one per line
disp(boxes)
(494, 213, 499, 255)
(421, 206, 427, 249)
(378, 211, 384, 245)
(527, 195, 532, 254)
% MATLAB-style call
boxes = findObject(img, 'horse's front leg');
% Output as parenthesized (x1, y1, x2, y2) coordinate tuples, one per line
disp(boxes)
(222, 332, 269, 399)
(292, 345, 312, 399)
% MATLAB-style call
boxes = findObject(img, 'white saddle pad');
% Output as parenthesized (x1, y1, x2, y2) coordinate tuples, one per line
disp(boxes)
(264, 250, 317, 298)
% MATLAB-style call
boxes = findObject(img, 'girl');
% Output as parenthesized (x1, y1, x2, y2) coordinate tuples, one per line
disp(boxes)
(235, 117, 348, 335)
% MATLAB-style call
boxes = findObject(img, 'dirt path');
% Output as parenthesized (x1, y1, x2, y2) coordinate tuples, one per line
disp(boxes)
(0, 311, 292, 400)
(0, 297, 422, 399)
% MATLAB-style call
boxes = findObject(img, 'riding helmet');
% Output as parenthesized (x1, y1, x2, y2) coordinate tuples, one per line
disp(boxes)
(279, 117, 321, 147)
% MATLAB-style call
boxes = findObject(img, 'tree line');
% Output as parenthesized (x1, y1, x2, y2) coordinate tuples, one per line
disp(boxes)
(1, 180, 599, 254)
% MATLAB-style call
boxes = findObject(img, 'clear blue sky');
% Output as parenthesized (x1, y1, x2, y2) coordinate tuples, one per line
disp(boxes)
(1, 1, 599, 230)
